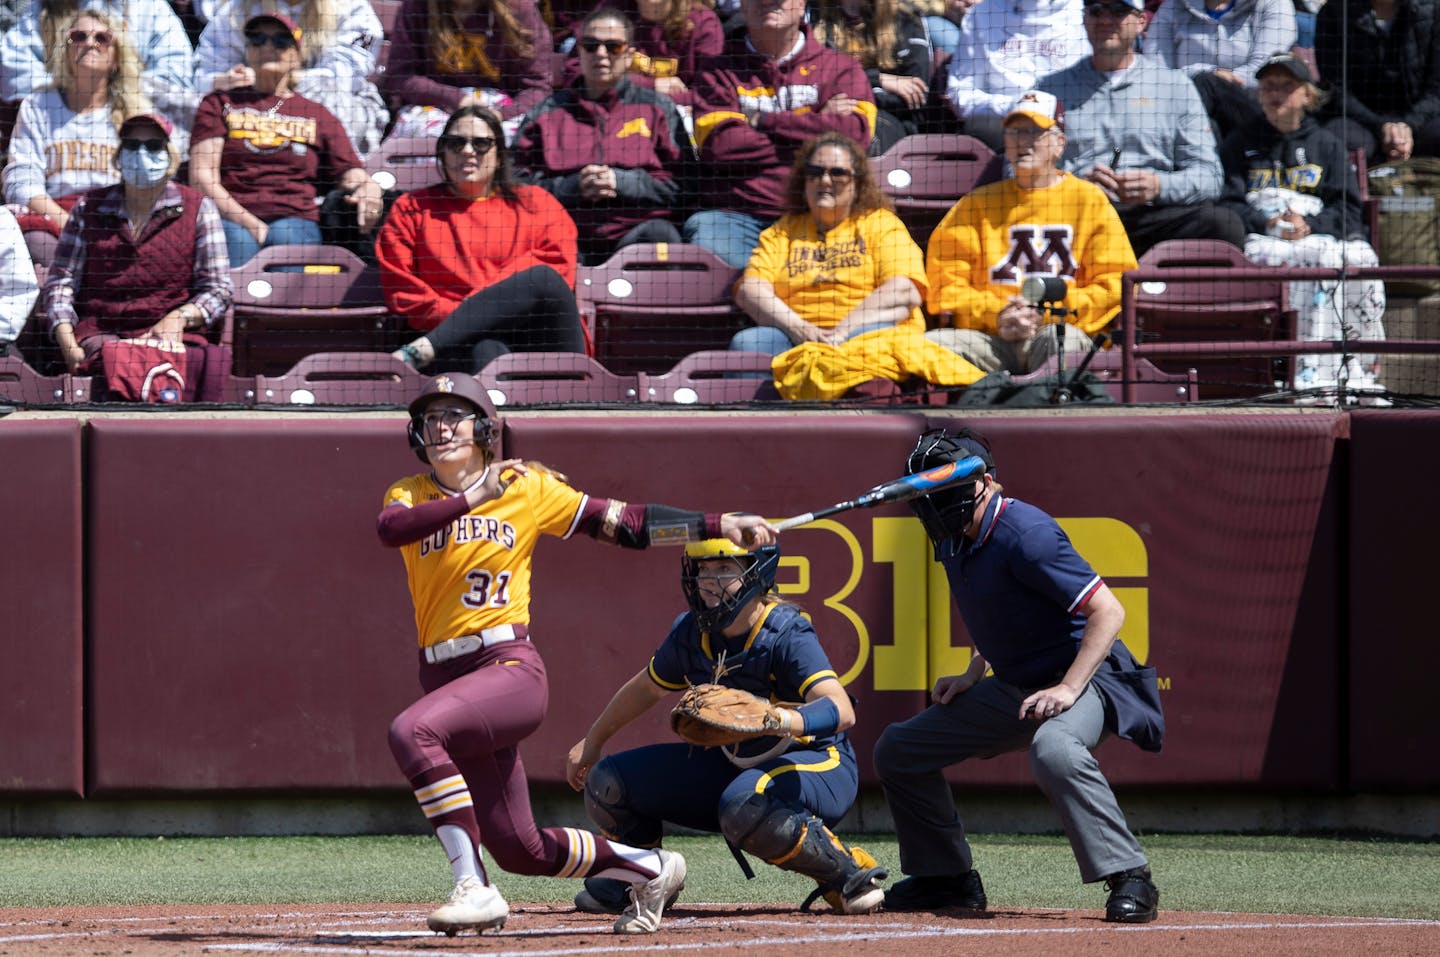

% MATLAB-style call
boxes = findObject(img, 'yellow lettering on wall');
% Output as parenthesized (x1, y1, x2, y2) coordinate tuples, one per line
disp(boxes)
(872, 517, 930, 691)
(1057, 517, 1149, 664)
(775, 519, 870, 686)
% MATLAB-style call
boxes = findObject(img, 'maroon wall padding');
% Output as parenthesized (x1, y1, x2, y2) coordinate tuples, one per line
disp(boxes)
(0, 420, 84, 796)
(914, 412, 1345, 789)
(1347, 411, 1440, 791)
(86, 419, 423, 794)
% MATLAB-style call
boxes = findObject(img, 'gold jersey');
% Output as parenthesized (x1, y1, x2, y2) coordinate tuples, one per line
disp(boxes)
(383, 468, 586, 648)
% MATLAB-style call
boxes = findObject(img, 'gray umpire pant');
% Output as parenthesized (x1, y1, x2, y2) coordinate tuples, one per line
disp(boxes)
(872, 675, 1148, 884)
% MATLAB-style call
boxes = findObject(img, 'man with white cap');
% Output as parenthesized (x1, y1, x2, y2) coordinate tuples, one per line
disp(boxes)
(924, 90, 1137, 376)
(1038, 0, 1244, 256)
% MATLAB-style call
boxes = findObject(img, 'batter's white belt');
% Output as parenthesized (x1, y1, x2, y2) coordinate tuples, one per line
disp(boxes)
(424, 624, 529, 664)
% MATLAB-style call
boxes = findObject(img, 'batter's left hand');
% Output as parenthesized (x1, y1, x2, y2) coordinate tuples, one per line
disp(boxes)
(1020, 684, 1078, 721)
(465, 459, 526, 509)
(566, 739, 598, 791)
(721, 512, 777, 547)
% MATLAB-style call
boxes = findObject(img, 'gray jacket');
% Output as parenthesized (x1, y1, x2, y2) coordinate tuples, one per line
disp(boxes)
(1143, 0, 1297, 89)
(1039, 54, 1223, 207)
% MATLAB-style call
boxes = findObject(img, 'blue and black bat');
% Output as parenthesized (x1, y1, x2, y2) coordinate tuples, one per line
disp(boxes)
(773, 455, 989, 531)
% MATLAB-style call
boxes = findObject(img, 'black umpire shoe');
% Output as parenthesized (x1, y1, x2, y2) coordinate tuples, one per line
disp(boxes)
(883, 869, 987, 912)
(1104, 866, 1159, 923)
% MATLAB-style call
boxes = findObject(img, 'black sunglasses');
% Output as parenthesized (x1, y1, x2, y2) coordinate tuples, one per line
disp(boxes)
(1084, 2, 1137, 16)
(578, 37, 628, 55)
(245, 31, 298, 50)
(67, 29, 113, 46)
(439, 134, 497, 154)
(120, 137, 168, 152)
(803, 164, 855, 183)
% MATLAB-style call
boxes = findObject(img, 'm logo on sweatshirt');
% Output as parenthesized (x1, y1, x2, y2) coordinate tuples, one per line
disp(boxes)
(990, 225, 1078, 284)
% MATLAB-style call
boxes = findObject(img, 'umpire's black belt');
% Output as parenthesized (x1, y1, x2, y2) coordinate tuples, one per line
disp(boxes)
(424, 624, 530, 663)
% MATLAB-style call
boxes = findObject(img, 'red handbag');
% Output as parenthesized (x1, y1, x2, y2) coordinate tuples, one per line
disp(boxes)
(98, 337, 188, 403)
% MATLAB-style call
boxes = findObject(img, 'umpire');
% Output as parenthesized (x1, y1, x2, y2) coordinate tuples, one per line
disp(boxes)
(873, 428, 1164, 922)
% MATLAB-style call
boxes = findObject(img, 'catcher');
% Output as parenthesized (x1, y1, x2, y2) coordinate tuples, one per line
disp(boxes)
(566, 539, 888, 916)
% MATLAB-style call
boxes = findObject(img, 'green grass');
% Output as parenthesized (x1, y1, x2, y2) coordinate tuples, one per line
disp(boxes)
(1, 833, 1437, 919)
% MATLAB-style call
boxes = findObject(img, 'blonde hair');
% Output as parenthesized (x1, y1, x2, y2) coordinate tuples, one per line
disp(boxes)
(47, 8, 152, 134)
(810, 0, 900, 72)
(237, 0, 341, 69)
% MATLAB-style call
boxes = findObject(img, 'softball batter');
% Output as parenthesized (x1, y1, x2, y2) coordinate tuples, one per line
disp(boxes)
(378, 373, 775, 936)
(564, 539, 888, 916)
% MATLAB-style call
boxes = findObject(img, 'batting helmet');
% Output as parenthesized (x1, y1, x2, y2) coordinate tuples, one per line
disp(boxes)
(681, 539, 781, 633)
(407, 373, 500, 463)
(906, 428, 995, 552)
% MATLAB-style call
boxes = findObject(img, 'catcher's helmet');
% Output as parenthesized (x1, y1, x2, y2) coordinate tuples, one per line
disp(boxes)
(682, 538, 781, 633)
(907, 428, 995, 551)
(407, 374, 500, 464)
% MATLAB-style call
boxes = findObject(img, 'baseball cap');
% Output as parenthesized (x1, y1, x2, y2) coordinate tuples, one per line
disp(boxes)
(1088, 0, 1145, 10)
(1004, 90, 1065, 131)
(1256, 51, 1313, 84)
(409, 373, 499, 422)
(117, 112, 174, 140)
(244, 13, 303, 50)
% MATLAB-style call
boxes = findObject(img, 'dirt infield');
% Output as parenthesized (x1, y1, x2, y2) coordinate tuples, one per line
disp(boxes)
(3, 903, 1438, 957)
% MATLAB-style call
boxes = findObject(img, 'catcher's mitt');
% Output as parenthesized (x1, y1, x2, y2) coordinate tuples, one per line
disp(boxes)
(670, 683, 790, 747)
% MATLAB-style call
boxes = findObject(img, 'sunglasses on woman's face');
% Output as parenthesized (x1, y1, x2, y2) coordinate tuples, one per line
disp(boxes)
(67, 29, 113, 47)
(578, 37, 628, 55)
(439, 134, 497, 155)
(120, 137, 168, 153)
(245, 31, 298, 50)
(803, 164, 855, 183)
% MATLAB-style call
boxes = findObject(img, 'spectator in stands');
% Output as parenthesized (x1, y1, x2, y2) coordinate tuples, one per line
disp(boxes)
(1, 0, 194, 136)
(189, 13, 386, 267)
(1218, 52, 1387, 399)
(943, 0, 1087, 151)
(1038, 0, 1245, 255)
(561, 0, 724, 104)
(379, 106, 586, 374)
(379, 0, 553, 145)
(1314, 0, 1440, 163)
(193, 0, 386, 155)
(1143, 0, 1296, 141)
(925, 91, 1137, 374)
(512, 8, 691, 266)
(0, 206, 40, 356)
(906, 0, 978, 58)
(44, 113, 232, 379)
(3, 10, 145, 266)
(731, 131, 924, 354)
(810, 0, 932, 153)
(683, 0, 875, 268)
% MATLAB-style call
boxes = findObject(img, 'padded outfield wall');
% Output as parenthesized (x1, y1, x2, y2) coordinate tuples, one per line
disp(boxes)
(0, 409, 1434, 802)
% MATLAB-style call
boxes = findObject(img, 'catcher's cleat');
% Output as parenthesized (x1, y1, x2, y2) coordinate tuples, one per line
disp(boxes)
(883, 870, 987, 913)
(427, 876, 508, 936)
(1104, 866, 1159, 923)
(614, 849, 687, 934)
(576, 874, 682, 915)
(802, 858, 889, 915)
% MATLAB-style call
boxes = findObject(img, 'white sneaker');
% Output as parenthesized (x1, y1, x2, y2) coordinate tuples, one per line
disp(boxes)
(614, 849, 687, 934)
(427, 876, 508, 936)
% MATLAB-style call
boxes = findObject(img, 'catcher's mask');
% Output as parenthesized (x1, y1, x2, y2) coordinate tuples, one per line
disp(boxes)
(682, 538, 781, 633)
(907, 428, 995, 554)
(407, 374, 500, 464)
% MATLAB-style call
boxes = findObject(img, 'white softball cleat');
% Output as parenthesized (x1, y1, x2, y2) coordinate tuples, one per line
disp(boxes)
(614, 849, 687, 934)
(427, 876, 508, 936)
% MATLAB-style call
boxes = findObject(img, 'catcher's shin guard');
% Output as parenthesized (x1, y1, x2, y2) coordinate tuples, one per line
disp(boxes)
(718, 793, 888, 914)
(582, 759, 663, 848)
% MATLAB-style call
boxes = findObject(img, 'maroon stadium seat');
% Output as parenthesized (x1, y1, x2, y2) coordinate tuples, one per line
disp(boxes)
(576, 243, 748, 375)
(252, 351, 428, 406)
(1007, 351, 1201, 404)
(636, 350, 780, 404)
(478, 351, 641, 406)
(0, 355, 93, 404)
(366, 135, 442, 194)
(871, 134, 1005, 248)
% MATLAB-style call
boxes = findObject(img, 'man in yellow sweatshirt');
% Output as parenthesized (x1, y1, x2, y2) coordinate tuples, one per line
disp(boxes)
(925, 90, 1137, 374)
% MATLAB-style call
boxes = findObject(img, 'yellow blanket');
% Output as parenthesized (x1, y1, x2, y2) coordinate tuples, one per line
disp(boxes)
(771, 326, 985, 400)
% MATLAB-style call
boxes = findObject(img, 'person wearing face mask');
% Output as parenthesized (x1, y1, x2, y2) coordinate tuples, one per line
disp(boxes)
(44, 113, 233, 383)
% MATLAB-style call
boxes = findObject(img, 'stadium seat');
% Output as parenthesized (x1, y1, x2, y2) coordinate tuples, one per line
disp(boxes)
(576, 243, 749, 375)
(366, 136, 441, 193)
(636, 350, 780, 404)
(252, 351, 428, 406)
(1007, 351, 1201, 404)
(478, 351, 641, 406)
(229, 244, 396, 377)
(0, 354, 93, 404)
(1131, 239, 1295, 398)
(871, 134, 1005, 247)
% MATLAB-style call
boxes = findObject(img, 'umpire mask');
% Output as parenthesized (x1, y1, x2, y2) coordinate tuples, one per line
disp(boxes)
(681, 539, 781, 633)
(907, 428, 995, 555)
